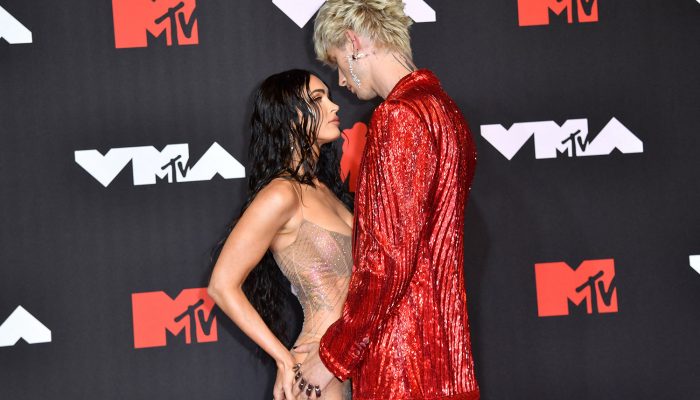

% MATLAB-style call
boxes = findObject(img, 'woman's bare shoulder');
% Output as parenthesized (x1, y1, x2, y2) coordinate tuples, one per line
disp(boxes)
(247, 178, 300, 217)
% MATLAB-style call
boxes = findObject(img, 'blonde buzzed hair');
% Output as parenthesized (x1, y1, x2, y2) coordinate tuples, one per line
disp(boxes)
(313, 0, 413, 65)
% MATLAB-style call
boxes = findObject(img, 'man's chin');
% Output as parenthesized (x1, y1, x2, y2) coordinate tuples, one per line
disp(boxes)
(356, 91, 378, 101)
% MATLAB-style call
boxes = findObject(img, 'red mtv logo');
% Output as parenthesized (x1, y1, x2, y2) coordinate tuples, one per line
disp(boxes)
(132, 288, 217, 349)
(340, 122, 368, 193)
(518, 0, 598, 26)
(112, 0, 199, 49)
(534, 259, 618, 317)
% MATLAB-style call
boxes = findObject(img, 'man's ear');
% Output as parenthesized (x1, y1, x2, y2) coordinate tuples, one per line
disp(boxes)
(344, 30, 362, 52)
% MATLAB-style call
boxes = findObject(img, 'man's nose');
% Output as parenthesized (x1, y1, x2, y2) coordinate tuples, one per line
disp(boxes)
(338, 69, 346, 87)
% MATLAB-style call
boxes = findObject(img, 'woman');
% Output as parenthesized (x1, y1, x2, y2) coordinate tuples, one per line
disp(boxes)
(208, 69, 353, 400)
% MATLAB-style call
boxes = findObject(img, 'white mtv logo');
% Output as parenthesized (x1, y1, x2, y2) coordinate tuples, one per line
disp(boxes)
(273, 0, 436, 28)
(0, 306, 51, 347)
(75, 142, 245, 187)
(0, 5, 32, 44)
(481, 117, 644, 160)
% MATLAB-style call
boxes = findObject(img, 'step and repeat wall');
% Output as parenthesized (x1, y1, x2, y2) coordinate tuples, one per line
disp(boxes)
(1, 1, 699, 399)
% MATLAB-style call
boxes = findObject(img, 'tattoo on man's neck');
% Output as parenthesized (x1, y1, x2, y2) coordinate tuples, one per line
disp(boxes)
(393, 54, 417, 73)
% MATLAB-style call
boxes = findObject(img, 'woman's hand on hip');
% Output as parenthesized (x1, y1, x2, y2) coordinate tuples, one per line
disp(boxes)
(273, 352, 298, 400)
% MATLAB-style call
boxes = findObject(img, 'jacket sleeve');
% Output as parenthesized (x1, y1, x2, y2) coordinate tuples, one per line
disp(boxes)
(319, 100, 436, 380)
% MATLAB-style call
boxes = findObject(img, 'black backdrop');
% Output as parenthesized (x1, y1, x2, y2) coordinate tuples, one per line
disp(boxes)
(1, 1, 699, 399)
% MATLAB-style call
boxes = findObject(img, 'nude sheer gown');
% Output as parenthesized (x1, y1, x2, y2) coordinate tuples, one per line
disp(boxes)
(272, 213, 353, 399)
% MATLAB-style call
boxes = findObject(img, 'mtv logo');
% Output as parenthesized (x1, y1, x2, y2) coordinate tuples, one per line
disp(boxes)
(518, 0, 598, 26)
(75, 142, 245, 187)
(340, 122, 368, 192)
(481, 117, 643, 160)
(132, 288, 217, 349)
(0, 306, 51, 347)
(112, 0, 198, 48)
(0, 5, 32, 44)
(535, 259, 618, 317)
(273, 0, 436, 28)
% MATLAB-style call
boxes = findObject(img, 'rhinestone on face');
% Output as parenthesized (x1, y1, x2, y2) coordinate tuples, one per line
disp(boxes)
(346, 55, 361, 87)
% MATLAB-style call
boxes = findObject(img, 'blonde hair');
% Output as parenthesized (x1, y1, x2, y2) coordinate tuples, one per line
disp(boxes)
(313, 0, 413, 65)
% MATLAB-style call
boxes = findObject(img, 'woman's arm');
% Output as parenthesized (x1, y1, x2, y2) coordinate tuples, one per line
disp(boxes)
(207, 180, 299, 399)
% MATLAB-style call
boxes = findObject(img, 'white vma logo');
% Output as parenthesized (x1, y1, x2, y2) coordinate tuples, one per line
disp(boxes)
(75, 142, 245, 187)
(0, 5, 32, 44)
(273, 0, 436, 28)
(0, 306, 51, 347)
(480, 117, 644, 160)
(691, 255, 700, 276)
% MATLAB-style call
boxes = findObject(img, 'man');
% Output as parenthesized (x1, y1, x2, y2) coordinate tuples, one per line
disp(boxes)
(290, 1, 480, 398)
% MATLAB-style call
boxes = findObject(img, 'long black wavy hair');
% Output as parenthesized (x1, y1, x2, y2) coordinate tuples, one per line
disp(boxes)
(212, 69, 352, 350)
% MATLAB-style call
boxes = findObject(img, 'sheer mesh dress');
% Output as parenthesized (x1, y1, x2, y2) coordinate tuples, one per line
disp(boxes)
(272, 214, 353, 399)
